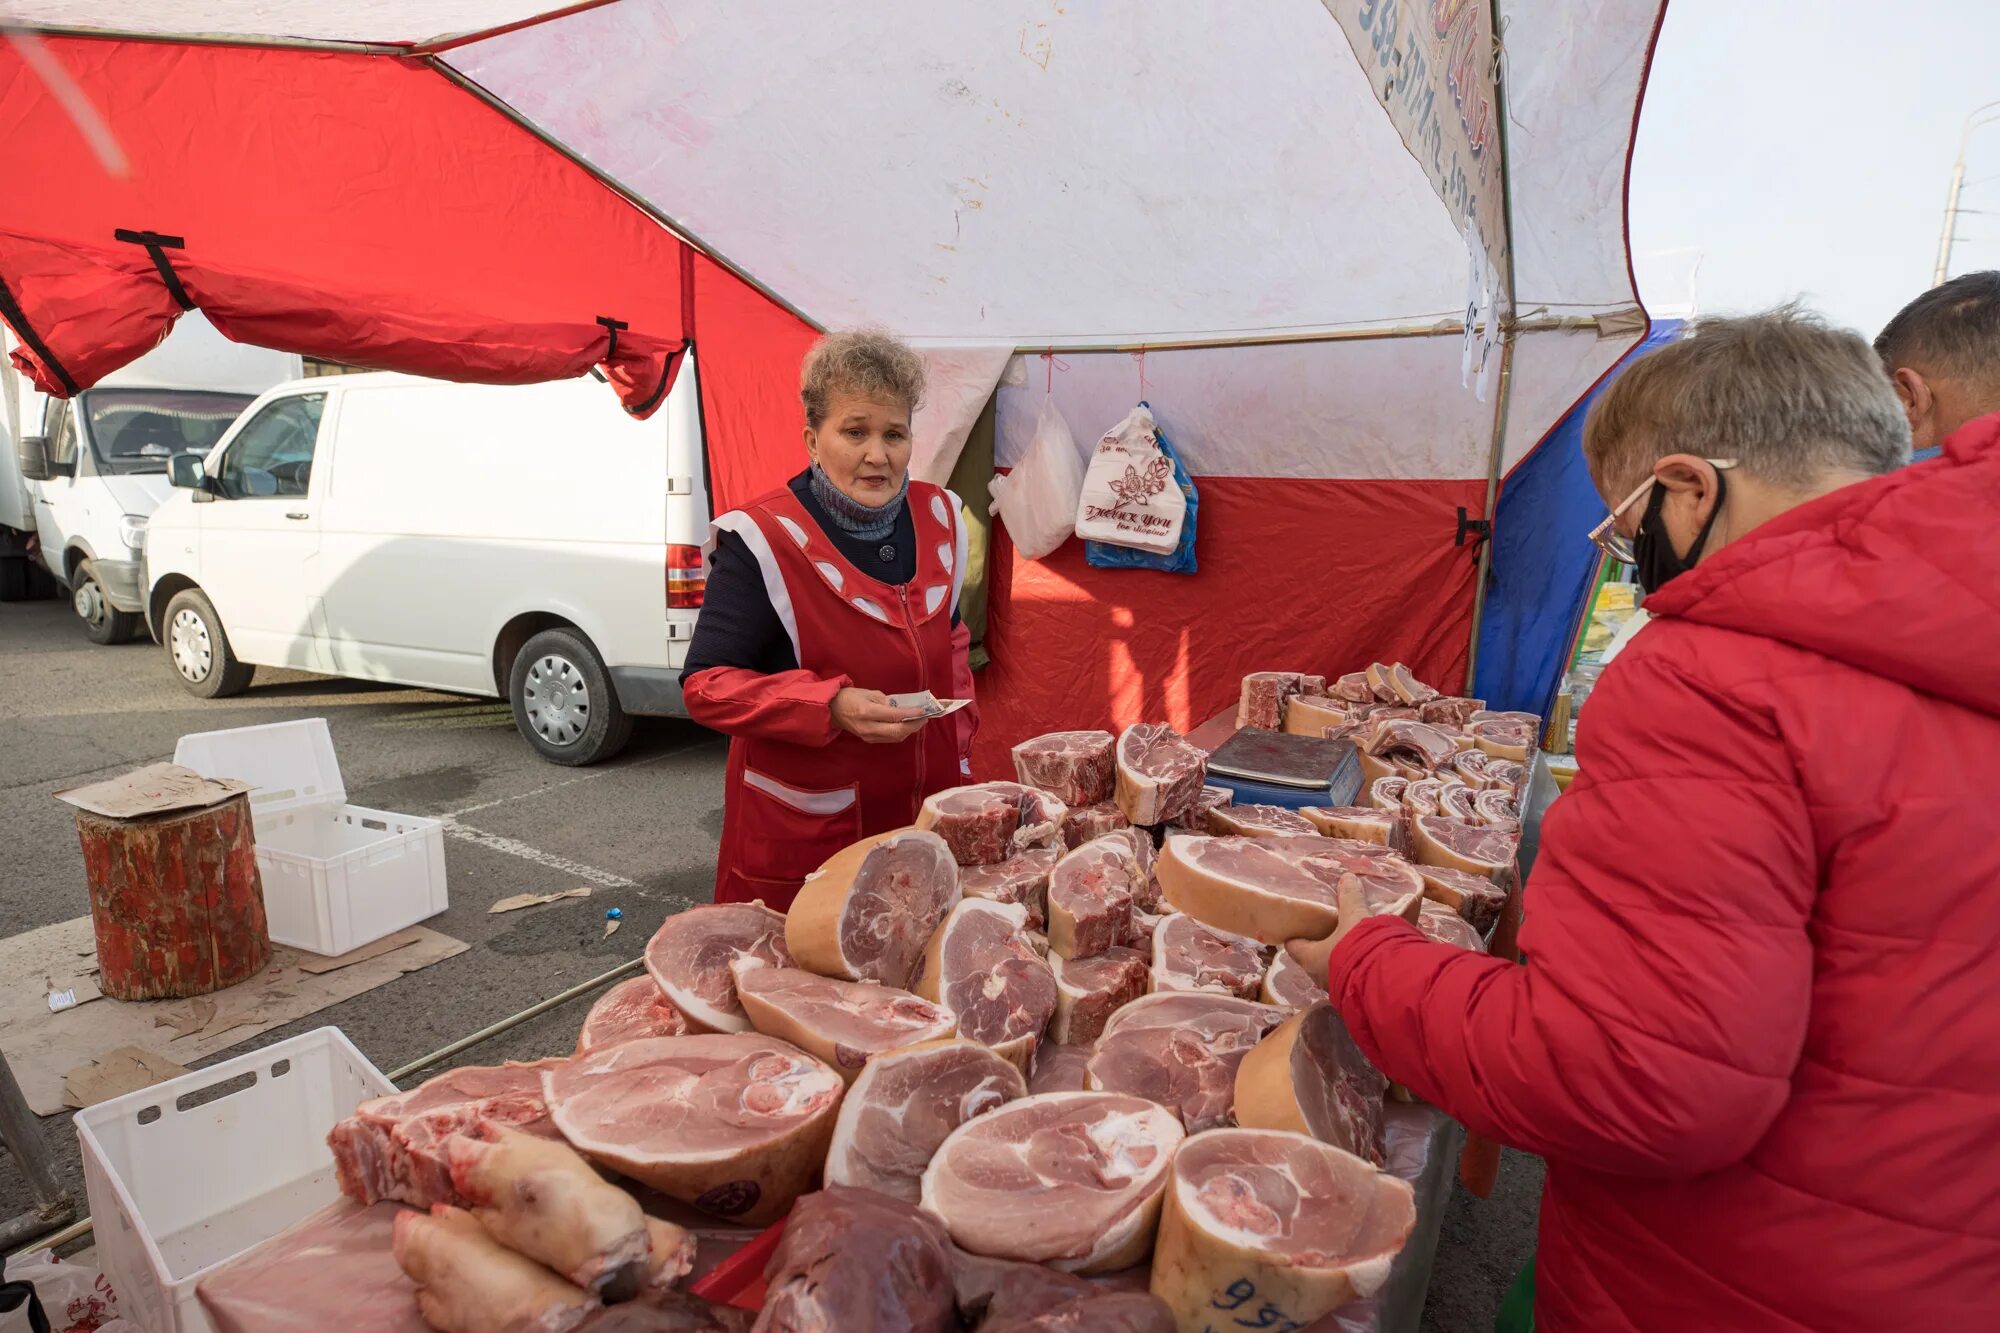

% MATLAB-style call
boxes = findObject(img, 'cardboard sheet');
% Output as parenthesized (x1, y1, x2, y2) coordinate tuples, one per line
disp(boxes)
(0, 918, 466, 1115)
(53, 763, 249, 820)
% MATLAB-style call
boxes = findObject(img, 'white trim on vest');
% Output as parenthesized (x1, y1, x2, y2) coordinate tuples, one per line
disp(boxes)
(712, 510, 801, 664)
(944, 488, 969, 617)
(743, 768, 858, 816)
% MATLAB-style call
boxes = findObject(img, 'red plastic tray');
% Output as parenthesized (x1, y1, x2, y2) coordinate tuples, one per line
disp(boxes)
(687, 1216, 788, 1312)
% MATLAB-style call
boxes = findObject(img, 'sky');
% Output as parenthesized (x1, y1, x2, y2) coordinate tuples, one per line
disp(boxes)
(1628, 0, 2000, 338)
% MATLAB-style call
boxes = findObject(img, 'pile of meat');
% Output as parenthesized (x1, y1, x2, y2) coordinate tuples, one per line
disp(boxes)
(288, 693, 1524, 1332)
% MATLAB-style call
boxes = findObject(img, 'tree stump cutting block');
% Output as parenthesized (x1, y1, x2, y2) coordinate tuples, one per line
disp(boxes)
(76, 792, 271, 1000)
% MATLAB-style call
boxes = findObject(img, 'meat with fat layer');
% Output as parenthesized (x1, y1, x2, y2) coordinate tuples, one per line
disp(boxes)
(1048, 946, 1151, 1045)
(1154, 835, 1424, 944)
(1233, 1001, 1388, 1163)
(1084, 991, 1285, 1132)
(1418, 898, 1485, 951)
(1260, 948, 1328, 1009)
(1113, 723, 1208, 826)
(824, 1039, 1025, 1204)
(394, 1204, 594, 1333)
(1413, 863, 1507, 932)
(1411, 814, 1519, 878)
(753, 1186, 957, 1333)
(578, 976, 688, 1055)
(731, 960, 957, 1081)
(1472, 787, 1521, 831)
(645, 903, 792, 1034)
(958, 847, 1060, 929)
(1365, 718, 1460, 771)
(912, 898, 1059, 1070)
(1367, 776, 1409, 811)
(1056, 800, 1130, 848)
(979, 1293, 1177, 1333)
(1205, 802, 1317, 838)
(786, 829, 960, 988)
(1149, 912, 1270, 999)
(444, 1123, 651, 1298)
(917, 783, 1069, 866)
(1046, 835, 1145, 958)
(329, 1061, 563, 1210)
(1419, 695, 1485, 727)
(1470, 716, 1537, 761)
(542, 1034, 844, 1226)
(1236, 671, 1305, 731)
(1148, 1129, 1416, 1328)
(920, 1091, 1185, 1274)
(1026, 1042, 1093, 1094)
(1011, 730, 1118, 807)
(1299, 805, 1400, 850)
(1330, 671, 1374, 703)
(1281, 694, 1353, 739)
(1437, 780, 1481, 822)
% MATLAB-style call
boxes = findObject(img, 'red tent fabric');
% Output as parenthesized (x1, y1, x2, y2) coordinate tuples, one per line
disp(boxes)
(0, 35, 689, 412)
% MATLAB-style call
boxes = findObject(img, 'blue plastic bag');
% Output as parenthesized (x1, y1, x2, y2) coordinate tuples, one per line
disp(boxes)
(1085, 402, 1199, 575)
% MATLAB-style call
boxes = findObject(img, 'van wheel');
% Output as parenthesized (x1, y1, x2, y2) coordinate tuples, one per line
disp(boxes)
(164, 588, 253, 698)
(73, 560, 141, 645)
(510, 627, 632, 766)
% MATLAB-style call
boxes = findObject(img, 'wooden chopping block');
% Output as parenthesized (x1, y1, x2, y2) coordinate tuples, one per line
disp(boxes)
(76, 791, 270, 1000)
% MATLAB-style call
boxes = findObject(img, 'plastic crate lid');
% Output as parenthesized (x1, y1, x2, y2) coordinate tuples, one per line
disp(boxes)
(173, 717, 346, 817)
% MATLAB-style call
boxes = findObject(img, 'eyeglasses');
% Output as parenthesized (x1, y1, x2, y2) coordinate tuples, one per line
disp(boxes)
(1588, 458, 1738, 564)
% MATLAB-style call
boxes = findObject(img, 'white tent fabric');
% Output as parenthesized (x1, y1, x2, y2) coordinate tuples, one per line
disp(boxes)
(0, 1, 569, 45)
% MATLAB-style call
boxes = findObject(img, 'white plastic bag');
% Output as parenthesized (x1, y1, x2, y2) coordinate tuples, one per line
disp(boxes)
(989, 394, 1085, 560)
(1074, 403, 1186, 555)
(1, 1253, 139, 1333)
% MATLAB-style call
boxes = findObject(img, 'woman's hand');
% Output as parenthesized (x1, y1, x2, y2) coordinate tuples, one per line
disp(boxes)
(1285, 874, 1426, 984)
(830, 688, 930, 744)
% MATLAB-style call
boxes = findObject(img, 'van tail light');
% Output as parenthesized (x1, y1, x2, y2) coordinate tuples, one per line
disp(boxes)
(667, 544, 706, 609)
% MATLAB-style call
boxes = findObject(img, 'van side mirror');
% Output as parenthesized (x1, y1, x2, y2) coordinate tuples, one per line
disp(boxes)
(168, 454, 207, 489)
(17, 433, 60, 482)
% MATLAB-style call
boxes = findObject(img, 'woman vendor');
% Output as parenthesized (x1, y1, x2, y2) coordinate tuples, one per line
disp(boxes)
(681, 330, 977, 908)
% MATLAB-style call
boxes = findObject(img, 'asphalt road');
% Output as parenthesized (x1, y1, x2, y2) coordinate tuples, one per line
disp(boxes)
(0, 597, 1540, 1330)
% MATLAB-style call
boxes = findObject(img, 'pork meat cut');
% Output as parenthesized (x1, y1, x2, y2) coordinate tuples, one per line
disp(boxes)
(394, 1204, 594, 1333)
(1473, 787, 1521, 830)
(917, 782, 1069, 866)
(731, 960, 956, 1081)
(1417, 898, 1485, 951)
(1259, 949, 1328, 1009)
(1113, 723, 1208, 826)
(1413, 863, 1508, 932)
(1084, 991, 1285, 1131)
(443, 1123, 650, 1297)
(1011, 730, 1117, 807)
(1057, 800, 1130, 848)
(824, 1038, 1025, 1203)
(980, 1293, 1177, 1333)
(1281, 694, 1354, 739)
(913, 898, 1058, 1068)
(755, 1185, 957, 1333)
(1330, 671, 1374, 703)
(920, 1091, 1185, 1274)
(786, 829, 960, 988)
(1148, 1129, 1416, 1328)
(1154, 834, 1424, 944)
(1299, 805, 1400, 850)
(543, 1034, 844, 1225)
(1026, 1042, 1093, 1094)
(1438, 780, 1482, 822)
(1470, 716, 1536, 761)
(1419, 695, 1486, 728)
(1046, 834, 1145, 958)
(1205, 802, 1317, 838)
(1048, 946, 1150, 1044)
(577, 976, 688, 1054)
(1411, 814, 1519, 878)
(645, 903, 793, 1034)
(958, 846, 1059, 928)
(1236, 672, 1305, 731)
(1364, 719, 1460, 772)
(1233, 1002, 1387, 1163)
(1148, 912, 1269, 999)
(330, 1061, 562, 1210)
(1367, 776, 1409, 811)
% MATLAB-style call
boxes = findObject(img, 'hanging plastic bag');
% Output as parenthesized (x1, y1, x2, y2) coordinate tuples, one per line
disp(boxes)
(1075, 402, 1186, 555)
(988, 394, 1085, 560)
(1083, 403, 1199, 575)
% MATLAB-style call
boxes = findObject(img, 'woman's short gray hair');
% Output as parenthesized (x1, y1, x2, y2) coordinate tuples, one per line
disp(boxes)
(800, 329, 927, 429)
(1584, 306, 1911, 494)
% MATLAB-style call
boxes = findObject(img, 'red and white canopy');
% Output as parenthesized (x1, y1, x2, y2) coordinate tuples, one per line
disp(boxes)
(0, 1, 1664, 766)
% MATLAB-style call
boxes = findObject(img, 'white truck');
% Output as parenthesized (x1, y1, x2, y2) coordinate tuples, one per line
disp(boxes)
(2, 315, 300, 639)
(143, 359, 710, 765)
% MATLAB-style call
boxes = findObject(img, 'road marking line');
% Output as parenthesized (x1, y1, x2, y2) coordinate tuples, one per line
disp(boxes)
(441, 736, 722, 820)
(440, 817, 639, 890)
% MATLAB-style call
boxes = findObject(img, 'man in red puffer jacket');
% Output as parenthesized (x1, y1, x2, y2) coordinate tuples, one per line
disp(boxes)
(1292, 307, 2000, 1331)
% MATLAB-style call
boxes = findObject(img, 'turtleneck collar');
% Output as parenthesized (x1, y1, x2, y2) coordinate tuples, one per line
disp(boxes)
(808, 462, 908, 541)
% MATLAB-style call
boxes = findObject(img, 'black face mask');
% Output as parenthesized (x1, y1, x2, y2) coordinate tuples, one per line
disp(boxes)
(1632, 469, 1727, 594)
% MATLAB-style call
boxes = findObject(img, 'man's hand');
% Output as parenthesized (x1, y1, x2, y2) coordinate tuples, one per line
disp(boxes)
(830, 688, 930, 744)
(1285, 874, 1426, 984)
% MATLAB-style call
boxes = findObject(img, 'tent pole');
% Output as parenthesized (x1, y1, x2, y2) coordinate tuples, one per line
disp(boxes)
(1002, 311, 1618, 357)
(1463, 0, 1526, 692)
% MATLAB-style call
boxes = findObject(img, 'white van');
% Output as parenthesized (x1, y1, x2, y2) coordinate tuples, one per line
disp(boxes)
(143, 362, 710, 764)
(3, 315, 300, 638)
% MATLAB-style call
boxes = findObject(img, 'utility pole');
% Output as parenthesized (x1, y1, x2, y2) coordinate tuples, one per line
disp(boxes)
(1934, 100, 2000, 287)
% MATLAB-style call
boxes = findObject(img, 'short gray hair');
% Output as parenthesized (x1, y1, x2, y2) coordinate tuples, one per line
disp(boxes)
(800, 329, 926, 429)
(1583, 305, 1910, 493)
(1874, 270, 2000, 393)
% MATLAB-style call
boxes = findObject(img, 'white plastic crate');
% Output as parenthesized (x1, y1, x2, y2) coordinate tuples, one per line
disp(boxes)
(74, 1027, 395, 1333)
(174, 718, 448, 955)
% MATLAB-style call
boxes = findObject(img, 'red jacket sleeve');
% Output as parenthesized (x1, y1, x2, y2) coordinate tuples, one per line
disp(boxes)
(951, 619, 979, 772)
(1327, 638, 1816, 1177)
(683, 666, 850, 747)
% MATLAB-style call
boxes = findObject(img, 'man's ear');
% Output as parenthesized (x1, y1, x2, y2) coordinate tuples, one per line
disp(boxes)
(802, 424, 818, 461)
(1891, 367, 1931, 431)
(1652, 453, 1723, 523)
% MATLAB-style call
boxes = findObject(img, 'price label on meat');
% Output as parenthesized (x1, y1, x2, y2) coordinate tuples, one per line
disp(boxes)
(1207, 1277, 1309, 1331)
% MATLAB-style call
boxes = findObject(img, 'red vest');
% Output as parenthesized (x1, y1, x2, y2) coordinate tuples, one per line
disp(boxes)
(710, 480, 965, 909)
